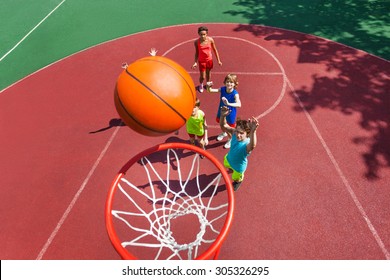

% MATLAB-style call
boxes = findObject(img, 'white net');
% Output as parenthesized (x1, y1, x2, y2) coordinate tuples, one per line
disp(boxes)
(110, 147, 231, 260)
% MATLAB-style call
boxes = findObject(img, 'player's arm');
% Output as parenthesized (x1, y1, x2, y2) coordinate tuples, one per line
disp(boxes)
(222, 94, 241, 107)
(203, 113, 209, 145)
(192, 40, 199, 69)
(219, 106, 235, 134)
(207, 86, 219, 93)
(210, 37, 222, 66)
(206, 81, 219, 93)
(247, 117, 259, 153)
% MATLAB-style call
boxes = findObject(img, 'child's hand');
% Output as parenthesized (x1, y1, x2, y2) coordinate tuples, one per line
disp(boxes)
(149, 48, 158, 56)
(222, 97, 229, 106)
(248, 117, 259, 131)
(220, 106, 230, 116)
(206, 82, 213, 92)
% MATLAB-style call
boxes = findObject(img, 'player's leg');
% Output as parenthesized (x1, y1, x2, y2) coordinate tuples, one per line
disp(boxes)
(205, 60, 213, 83)
(198, 63, 207, 92)
(198, 135, 206, 159)
(223, 121, 236, 149)
(224, 155, 243, 191)
(198, 135, 206, 149)
(216, 117, 228, 141)
(188, 133, 196, 145)
(205, 68, 211, 83)
(231, 171, 244, 191)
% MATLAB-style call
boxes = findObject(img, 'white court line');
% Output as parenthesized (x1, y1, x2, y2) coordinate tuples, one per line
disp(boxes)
(36, 126, 121, 260)
(0, 0, 66, 63)
(287, 78, 390, 260)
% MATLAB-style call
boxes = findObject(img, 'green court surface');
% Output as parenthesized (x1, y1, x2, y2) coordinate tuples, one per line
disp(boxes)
(0, 0, 389, 92)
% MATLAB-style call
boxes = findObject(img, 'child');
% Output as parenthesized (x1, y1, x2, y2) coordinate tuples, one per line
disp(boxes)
(191, 26, 222, 93)
(220, 106, 259, 191)
(186, 98, 209, 157)
(207, 74, 241, 149)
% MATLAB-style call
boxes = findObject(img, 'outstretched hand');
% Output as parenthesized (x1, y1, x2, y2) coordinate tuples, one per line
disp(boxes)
(149, 48, 158, 56)
(220, 106, 230, 116)
(248, 117, 259, 131)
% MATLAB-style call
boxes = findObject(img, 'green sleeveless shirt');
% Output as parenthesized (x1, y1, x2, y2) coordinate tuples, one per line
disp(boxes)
(186, 110, 205, 136)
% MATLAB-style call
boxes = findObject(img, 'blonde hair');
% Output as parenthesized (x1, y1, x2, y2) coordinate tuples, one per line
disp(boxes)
(223, 74, 239, 89)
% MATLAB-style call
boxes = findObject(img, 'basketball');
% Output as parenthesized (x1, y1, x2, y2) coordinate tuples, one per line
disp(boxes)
(114, 56, 196, 136)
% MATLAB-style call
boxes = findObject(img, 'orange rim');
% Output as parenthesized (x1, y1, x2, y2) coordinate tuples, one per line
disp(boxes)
(105, 142, 234, 260)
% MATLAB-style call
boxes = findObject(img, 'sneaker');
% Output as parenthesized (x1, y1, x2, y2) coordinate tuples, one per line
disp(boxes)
(232, 181, 242, 191)
(217, 132, 227, 141)
(223, 139, 231, 149)
(200, 147, 206, 159)
(198, 84, 204, 93)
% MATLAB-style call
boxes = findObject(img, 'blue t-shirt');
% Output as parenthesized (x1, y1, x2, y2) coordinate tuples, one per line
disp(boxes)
(226, 134, 250, 173)
(216, 86, 238, 125)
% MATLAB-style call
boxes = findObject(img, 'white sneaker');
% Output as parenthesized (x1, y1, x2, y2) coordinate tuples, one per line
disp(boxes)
(217, 132, 227, 141)
(224, 139, 231, 149)
(198, 84, 204, 92)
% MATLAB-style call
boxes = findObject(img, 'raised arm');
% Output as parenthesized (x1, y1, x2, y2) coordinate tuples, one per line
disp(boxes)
(219, 106, 235, 135)
(246, 117, 259, 153)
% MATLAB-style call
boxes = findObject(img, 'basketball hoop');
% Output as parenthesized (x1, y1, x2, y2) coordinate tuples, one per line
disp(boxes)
(105, 142, 234, 260)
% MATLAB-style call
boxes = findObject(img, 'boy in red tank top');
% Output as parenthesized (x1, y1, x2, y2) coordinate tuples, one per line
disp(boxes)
(191, 26, 222, 92)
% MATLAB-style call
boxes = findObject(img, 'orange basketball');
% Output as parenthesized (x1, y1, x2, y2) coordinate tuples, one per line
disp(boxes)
(114, 56, 196, 136)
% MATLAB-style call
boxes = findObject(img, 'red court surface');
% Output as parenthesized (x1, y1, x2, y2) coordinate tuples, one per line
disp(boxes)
(0, 23, 389, 260)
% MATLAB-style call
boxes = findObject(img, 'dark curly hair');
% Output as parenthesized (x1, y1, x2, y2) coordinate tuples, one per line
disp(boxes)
(236, 118, 251, 134)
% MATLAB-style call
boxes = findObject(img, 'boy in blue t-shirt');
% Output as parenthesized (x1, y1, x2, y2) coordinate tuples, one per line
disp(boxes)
(219, 106, 259, 191)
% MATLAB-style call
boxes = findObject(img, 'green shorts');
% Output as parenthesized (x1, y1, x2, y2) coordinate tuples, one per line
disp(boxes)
(224, 154, 244, 182)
